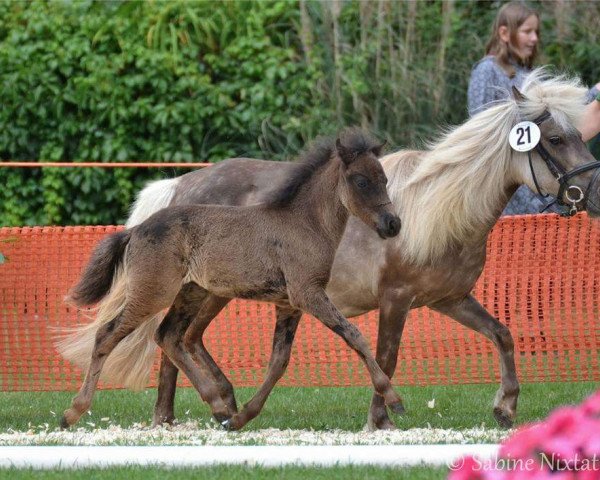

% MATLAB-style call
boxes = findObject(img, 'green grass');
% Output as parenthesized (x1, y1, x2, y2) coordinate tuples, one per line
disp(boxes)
(0, 381, 597, 432)
(0, 465, 448, 480)
(1, 382, 596, 479)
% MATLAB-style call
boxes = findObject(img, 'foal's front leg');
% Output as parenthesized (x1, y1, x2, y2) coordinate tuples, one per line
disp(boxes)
(294, 288, 404, 413)
(223, 306, 302, 431)
(432, 294, 519, 428)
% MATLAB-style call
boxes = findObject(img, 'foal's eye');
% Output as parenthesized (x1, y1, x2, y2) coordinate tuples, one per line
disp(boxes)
(353, 175, 369, 189)
(549, 136, 562, 145)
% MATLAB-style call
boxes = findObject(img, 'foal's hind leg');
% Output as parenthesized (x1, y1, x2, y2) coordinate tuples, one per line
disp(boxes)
(155, 284, 232, 423)
(153, 301, 238, 426)
(224, 306, 302, 431)
(61, 309, 152, 428)
(293, 288, 404, 413)
(432, 294, 519, 428)
(175, 294, 239, 422)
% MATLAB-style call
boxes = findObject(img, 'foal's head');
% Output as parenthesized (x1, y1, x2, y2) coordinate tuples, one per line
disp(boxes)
(335, 131, 400, 238)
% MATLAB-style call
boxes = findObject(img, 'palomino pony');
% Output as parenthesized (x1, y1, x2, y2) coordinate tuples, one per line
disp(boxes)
(60, 71, 600, 431)
(58, 130, 402, 429)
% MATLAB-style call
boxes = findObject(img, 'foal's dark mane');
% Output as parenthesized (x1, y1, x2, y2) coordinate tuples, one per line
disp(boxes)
(265, 128, 379, 208)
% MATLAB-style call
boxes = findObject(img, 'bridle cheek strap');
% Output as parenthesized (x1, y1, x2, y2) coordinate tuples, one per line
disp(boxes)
(527, 111, 600, 216)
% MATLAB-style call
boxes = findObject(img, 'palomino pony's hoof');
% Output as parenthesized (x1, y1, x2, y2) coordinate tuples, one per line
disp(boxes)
(365, 418, 397, 432)
(388, 401, 406, 415)
(152, 417, 177, 428)
(493, 407, 514, 429)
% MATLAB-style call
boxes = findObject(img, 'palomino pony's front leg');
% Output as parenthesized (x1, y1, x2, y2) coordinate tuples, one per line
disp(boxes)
(367, 288, 412, 431)
(153, 353, 179, 426)
(432, 294, 519, 428)
(295, 288, 404, 413)
(223, 306, 302, 431)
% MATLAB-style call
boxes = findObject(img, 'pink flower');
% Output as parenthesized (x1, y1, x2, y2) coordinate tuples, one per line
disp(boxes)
(449, 391, 600, 480)
(581, 391, 600, 417)
(500, 423, 546, 459)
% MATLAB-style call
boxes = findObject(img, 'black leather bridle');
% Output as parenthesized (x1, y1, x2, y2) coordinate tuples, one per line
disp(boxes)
(527, 111, 600, 216)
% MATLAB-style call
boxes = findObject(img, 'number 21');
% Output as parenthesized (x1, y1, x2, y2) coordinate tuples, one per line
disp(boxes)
(516, 126, 531, 145)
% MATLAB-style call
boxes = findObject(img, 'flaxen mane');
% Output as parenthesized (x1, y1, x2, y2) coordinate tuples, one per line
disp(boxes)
(382, 68, 588, 266)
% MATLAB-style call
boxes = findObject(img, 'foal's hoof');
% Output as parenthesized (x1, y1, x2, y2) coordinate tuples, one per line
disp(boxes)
(220, 415, 244, 431)
(493, 407, 514, 429)
(388, 401, 406, 415)
(59, 415, 70, 430)
(212, 411, 231, 424)
(220, 418, 234, 431)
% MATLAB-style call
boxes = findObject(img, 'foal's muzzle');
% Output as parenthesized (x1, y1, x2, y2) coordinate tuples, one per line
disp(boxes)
(376, 212, 401, 239)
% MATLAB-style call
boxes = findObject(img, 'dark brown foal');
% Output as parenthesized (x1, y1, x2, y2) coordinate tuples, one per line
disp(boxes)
(60, 129, 402, 429)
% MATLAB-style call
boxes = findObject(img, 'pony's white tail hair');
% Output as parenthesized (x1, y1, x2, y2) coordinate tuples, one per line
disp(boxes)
(55, 178, 178, 390)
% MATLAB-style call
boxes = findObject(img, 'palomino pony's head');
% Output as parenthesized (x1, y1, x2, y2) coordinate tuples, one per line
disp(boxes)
(335, 130, 400, 239)
(509, 70, 600, 217)
(385, 68, 599, 265)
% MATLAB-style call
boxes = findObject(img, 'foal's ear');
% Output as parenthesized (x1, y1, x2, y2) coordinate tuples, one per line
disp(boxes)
(512, 86, 527, 104)
(336, 138, 355, 165)
(370, 140, 386, 157)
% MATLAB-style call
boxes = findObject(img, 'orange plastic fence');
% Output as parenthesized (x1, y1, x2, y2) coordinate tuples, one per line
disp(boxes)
(1, 214, 599, 392)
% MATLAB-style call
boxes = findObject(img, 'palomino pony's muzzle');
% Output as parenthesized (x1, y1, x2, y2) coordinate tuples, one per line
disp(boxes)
(584, 167, 600, 216)
(528, 111, 600, 217)
(376, 210, 401, 239)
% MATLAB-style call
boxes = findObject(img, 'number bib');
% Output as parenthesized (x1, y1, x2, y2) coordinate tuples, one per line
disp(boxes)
(509, 121, 541, 152)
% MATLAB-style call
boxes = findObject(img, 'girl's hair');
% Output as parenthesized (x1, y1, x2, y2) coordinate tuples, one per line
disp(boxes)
(485, 2, 539, 77)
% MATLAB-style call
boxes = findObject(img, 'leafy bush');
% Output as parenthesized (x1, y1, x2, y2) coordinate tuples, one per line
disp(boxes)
(0, 0, 322, 225)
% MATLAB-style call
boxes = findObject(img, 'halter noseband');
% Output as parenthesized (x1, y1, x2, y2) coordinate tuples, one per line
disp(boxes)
(527, 111, 600, 216)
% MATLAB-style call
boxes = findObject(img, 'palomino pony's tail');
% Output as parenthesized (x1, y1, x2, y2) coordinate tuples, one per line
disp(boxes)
(55, 178, 178, 391)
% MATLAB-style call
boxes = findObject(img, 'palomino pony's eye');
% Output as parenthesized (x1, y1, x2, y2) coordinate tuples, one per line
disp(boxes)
(353, 175, 369, 189)
(549, 136, 562, 146)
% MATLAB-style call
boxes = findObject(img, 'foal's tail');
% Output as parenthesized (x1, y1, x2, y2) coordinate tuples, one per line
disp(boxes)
(67, 230, 131, 307)
(55, 178, 178, 390)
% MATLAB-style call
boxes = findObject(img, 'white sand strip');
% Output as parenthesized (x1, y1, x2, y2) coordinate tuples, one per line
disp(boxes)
(0, 423, 510, 446)
(0, 444, 499, 469)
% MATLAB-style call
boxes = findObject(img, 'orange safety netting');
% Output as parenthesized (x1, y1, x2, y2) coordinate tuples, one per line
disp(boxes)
(1, 214, 599, 392)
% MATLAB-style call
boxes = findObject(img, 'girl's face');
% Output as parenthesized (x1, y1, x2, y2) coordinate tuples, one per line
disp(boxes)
(514, 15, 539, 60)
(500, 14, 539, 61)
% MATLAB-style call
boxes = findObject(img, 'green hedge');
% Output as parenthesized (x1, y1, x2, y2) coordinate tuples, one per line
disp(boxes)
(0, 1, 324, 225)
(1, 0, 599, 226)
